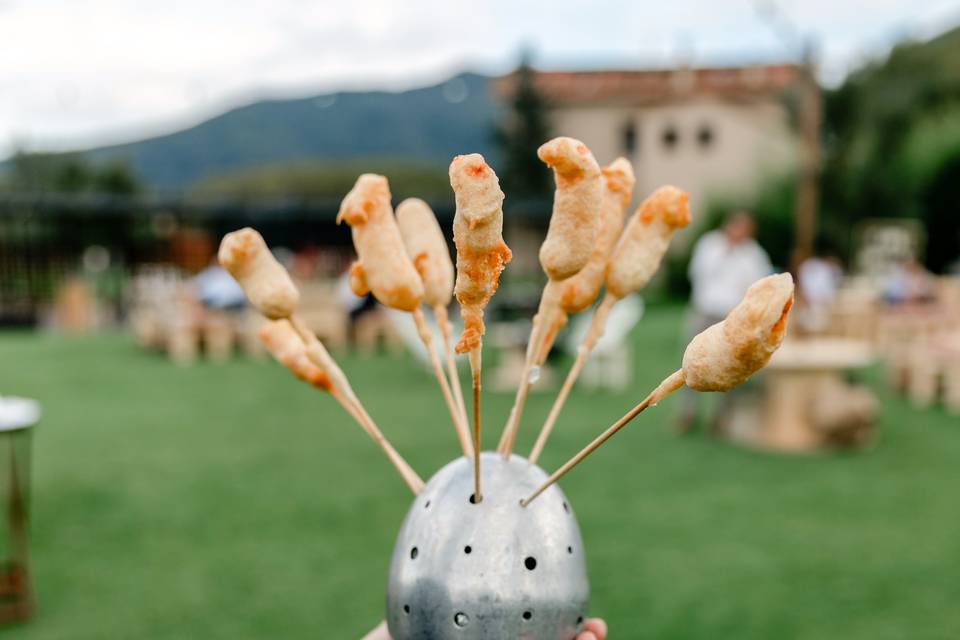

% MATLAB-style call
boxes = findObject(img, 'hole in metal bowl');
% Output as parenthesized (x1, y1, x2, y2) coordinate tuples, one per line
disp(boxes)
(577, 616, 584, 625)
(563, 501, 570, 514)
(522, 610, 532, 621)
(454, 612, 469, 627)
(464, 545, 472, 554)
(410, 547, 418, 560)
(567, 546, 573, 554)
(524, 556, 537, 571)
(403, 605, 410, 614)
(469, 493, 478, 504)
(424, 500, 431, 509)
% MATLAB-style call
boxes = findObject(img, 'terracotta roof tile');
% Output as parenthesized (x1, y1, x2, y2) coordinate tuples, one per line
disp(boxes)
(495, 65, 802, 104)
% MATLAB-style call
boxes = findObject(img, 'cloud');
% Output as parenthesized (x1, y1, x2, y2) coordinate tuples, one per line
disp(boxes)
(0, 0, 956, 157)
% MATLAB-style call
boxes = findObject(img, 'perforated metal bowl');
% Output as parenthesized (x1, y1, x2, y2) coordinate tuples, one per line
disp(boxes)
(386, 452, 589, 639)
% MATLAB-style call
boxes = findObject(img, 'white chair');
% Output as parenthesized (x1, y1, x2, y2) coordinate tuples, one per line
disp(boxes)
(563, 294, 644, 391)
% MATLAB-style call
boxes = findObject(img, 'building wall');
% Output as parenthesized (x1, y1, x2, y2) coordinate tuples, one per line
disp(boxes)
(549, 96, 797, 246)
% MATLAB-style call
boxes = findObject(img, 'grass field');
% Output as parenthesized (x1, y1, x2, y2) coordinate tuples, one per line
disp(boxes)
(1, 305, 958, 639)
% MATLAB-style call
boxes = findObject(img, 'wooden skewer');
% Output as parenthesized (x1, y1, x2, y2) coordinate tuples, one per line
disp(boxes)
(498, 391, 528, 457)
(289, 316, 425, 494)
(329, 386, 363, 424)
(534, 309, 566, 367)
(520, 369, 685, 507)
(328, 387, 424, 494)
(433, 305, 469, 434)
(289, 317, 356, 402)
(496, 316, 540, 457)
(528, 345, 588, 464)
(469, 347, 483, 503)
(348, 391, 425, 495)
(413, 308, 473, 457)
(528, 293, 618, 464)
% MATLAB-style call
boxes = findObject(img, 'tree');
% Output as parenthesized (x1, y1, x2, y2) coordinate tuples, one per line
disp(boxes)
(923, 155, 960, 273)
(820, 25, 960, 270)
(3, 151, 141, 195)
(94, 161, 141, 196)
(192, 159, 449, 202)
(494, 51, 552, 200)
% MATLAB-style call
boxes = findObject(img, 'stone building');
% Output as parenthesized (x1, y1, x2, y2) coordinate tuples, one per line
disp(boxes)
(497, 64, 801, 247)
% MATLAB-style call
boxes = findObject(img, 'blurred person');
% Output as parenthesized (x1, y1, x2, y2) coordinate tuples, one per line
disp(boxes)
(193, 259, 246, 311)
(290, 247, 316, 279)
(882, 257, 936, 305)
(336, 265, 372, 319)
(363, 618, 608, 639)
(336, 265, 382, 349)
(676, 211, 772, 433)
(797, 243, 844, 333)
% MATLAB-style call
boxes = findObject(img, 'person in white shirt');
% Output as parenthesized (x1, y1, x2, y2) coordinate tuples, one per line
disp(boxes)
(677, 211, 772, 433)
(797, 250, 843, 332)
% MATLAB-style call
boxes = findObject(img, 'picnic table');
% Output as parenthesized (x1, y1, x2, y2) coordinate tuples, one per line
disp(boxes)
(727, 338, 877, 452)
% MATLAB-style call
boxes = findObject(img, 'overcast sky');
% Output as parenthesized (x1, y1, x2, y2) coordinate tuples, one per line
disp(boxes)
(0, 0, 957, 158)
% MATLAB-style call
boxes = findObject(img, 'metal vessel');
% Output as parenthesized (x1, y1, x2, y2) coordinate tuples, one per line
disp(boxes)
(387, 452, 589, 639)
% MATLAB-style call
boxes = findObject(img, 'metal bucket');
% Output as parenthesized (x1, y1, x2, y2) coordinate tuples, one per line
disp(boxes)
(0, 396, 39, 624)
(387, 452, 589, 639)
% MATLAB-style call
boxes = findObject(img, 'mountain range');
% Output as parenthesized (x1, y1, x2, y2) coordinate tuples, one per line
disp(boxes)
(83, 72, 501, 190)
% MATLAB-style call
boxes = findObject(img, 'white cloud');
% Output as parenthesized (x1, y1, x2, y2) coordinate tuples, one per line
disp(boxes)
(0, 0, 957, 157)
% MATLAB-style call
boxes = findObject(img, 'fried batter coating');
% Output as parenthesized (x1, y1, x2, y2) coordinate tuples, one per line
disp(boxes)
(259, 320, 332, 390)
(218, 227, 299, 319)
(605, 185, 691, 299)
(396, 198, 455, 309)
(682, 273, 795, 391)
(449, 154, 512, 354)
(537, 137, 603, 281)
(560, 158, 634, 314)
(519, 273, 794, 506)
(337, 174, 424, 312)
(529, 158, 635, 364)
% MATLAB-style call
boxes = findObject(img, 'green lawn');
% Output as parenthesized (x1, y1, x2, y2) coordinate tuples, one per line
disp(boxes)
(1, 305, 958, 639)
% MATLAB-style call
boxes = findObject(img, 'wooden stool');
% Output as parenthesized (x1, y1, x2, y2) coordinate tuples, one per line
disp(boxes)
(202, 311, 235, 364)
(944, 361, 960, 416)
(907, 345, 940, 409)
(753, 339, 875, 452)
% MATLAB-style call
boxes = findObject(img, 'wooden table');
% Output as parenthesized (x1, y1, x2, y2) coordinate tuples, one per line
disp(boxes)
(728, 339, 877, 452)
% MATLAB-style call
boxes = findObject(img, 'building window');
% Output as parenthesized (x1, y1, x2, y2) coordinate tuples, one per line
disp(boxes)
(697, 124, 715, 149)
(621, 121, 637, 154)
(661, 125, 679, 150)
